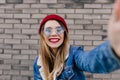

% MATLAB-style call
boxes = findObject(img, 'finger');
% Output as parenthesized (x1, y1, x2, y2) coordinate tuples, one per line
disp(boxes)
(114, 0, 120, 21)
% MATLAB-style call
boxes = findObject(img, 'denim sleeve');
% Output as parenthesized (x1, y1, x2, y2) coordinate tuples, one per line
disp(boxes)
(74, 41, 120, 73)
(33, 57, 41, 80)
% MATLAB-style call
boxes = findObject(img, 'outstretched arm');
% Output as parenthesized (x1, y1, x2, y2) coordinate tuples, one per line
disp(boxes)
(74, 42, 120, 73)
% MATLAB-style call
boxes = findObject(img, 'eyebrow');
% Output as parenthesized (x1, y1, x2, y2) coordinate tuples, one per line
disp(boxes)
(44, 27, 51, 29)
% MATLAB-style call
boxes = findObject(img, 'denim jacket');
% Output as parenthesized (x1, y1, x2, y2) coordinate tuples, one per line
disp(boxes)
(33, 41, 120, 80)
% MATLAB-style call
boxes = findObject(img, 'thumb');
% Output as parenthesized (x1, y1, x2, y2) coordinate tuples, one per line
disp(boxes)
(113, 0, 120, 21)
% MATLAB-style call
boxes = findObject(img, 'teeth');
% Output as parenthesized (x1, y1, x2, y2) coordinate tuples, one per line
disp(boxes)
(49, 38, 59, 42)
(50, 39, 58, 42)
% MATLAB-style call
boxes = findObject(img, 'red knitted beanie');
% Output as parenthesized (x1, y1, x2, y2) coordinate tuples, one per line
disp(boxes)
(38, 14, 68, 34)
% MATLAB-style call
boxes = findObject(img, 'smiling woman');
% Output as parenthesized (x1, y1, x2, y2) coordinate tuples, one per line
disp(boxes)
(33, 11, 120, 80)
(35, 14, 70, 80)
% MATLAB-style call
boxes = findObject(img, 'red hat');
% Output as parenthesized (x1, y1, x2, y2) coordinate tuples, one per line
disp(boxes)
(39, 14, 68, 34)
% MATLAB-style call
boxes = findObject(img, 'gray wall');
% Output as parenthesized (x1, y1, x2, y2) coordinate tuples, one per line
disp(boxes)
(0, 0, 120, 80)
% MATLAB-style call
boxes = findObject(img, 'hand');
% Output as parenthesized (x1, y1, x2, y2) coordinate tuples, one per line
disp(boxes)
(108, 0, 120, 57)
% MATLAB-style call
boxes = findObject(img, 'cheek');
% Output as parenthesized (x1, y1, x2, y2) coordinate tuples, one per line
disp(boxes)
(44, 36, 49, 43)
(60, 34, 64, 42)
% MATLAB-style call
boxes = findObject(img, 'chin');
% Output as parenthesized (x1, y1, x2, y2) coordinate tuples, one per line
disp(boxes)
(49, 44, 61, 49)
(50, 45, 59, 48)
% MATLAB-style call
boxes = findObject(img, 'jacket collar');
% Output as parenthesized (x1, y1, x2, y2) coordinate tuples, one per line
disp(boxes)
(37, 45, 70, 80)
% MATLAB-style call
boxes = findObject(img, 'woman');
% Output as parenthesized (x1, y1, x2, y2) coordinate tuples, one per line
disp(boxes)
(33, 0, 120, 80)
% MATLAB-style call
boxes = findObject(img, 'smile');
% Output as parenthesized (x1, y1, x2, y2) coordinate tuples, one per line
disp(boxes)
(48, 38, 60, 43)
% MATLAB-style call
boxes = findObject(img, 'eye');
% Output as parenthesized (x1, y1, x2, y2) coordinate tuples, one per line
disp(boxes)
(45, 27, 51, 32)
(44, 27, 52, 35)
(56, 26, 64, 32)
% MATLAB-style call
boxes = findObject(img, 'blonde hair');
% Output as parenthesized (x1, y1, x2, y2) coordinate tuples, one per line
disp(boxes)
(39, 21, 69, 80)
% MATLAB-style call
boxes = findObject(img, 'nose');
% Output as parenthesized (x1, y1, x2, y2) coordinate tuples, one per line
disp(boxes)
(51, 30, 57, 36)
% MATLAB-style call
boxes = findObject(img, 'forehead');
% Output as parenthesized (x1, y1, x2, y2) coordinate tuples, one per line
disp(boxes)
(44, 20, 61, 28)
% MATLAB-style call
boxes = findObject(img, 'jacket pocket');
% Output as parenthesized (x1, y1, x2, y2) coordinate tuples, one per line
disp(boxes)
(57, 66, 74, 80)
(64, 66, 74, 80)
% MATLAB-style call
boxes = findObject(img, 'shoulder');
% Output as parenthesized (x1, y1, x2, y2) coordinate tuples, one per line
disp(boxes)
(33, 56, 39, 74)
(33, 56, 42, 67)
(33, 56, 39, 67)
(68, 45, 84, 56)
(70, 45, 84, 52)
(33, 56, 42, 73)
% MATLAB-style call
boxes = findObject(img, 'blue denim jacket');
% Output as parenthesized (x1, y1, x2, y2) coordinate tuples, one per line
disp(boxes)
(33, 41, 120, 80)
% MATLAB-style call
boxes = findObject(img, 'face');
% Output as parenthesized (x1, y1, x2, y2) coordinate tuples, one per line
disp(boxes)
(43, 20, 64, 49)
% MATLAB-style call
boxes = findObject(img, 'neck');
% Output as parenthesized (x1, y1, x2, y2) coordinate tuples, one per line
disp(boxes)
(52, 48, 58, 54)
(51, 48, 58, 58)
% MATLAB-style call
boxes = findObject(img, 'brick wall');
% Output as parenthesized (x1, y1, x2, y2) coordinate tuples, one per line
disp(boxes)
(0, 0, 120, 80)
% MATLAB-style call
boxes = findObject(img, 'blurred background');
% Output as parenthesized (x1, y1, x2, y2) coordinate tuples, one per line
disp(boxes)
(0, 0, 120, 80)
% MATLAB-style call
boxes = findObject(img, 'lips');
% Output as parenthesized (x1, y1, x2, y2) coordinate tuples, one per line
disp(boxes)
(48, 38, 60, 43)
